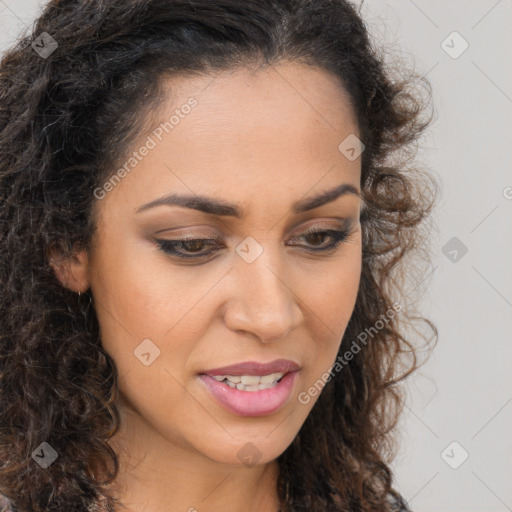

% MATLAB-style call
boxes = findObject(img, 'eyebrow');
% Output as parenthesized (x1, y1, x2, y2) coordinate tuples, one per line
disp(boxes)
(135, 182, 361, 217)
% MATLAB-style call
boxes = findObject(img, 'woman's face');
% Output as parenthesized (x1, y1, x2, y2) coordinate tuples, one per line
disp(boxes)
(70, 61, 363, 467)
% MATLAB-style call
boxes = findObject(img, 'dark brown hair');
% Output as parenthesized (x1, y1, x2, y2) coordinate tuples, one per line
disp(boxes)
(0, 1, 439, 511)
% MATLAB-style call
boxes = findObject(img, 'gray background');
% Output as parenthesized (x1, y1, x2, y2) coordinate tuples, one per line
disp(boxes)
(1, 1, 511, 511)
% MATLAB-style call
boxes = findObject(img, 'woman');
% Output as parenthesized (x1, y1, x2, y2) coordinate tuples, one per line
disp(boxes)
(0, 0, 439, 511)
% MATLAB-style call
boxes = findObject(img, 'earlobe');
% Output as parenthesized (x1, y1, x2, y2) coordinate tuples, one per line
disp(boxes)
(47, 245, 90, 294)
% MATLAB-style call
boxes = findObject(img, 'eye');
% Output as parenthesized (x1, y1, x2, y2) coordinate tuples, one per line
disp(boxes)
(154, 226, 352, 261)
(155, 237, 220, 259)
(288, 227, 351, 252)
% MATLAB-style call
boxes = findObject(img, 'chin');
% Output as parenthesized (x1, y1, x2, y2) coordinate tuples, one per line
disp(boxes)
(193, 434, 291, 468)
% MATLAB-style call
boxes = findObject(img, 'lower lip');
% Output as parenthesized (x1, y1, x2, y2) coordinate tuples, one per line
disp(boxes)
(199, 371, 298, 417)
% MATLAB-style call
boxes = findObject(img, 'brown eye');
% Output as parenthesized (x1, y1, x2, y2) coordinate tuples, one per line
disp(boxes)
(304, 231, 330, 246)
(290, 228, 350, 251)
(180, 239, 208, 253)
(155, 227, 351, 262)
(155, 238, 220, 259)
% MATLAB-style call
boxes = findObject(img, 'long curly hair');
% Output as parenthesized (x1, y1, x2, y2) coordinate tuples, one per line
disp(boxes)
(0, 0, 439, 511)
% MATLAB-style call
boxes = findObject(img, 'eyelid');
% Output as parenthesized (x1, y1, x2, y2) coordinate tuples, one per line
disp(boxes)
(154, 227, 222, 239)
(154, 223, 355, 262)
(288, 218, 352, 236)
(153, 219, 355, 247)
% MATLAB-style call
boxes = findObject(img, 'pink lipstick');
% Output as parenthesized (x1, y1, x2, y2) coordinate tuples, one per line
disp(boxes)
(199, 359, 300, 417)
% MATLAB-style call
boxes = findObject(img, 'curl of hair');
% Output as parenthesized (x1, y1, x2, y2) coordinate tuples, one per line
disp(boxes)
(0, 1, 439, 511)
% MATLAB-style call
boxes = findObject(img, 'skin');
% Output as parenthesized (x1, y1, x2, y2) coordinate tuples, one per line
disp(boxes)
(50, 60, 363, 512)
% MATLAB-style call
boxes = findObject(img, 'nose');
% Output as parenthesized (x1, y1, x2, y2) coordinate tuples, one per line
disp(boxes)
(222, 248, 303, 343)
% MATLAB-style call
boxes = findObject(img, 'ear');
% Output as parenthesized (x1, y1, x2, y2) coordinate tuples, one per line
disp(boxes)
(47, 244, 90, 294)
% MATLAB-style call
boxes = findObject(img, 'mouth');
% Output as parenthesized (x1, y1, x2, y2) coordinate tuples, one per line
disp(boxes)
(198, 359, 300, 417)
(208, 372, 286, 392)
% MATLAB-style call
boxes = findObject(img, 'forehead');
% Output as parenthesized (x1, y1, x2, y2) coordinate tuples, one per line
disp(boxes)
(153, 60, 358, 135)
(95, 61, 362, 222)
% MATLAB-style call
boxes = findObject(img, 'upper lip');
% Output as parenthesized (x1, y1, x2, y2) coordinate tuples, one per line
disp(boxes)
(202, 359, 300, 376)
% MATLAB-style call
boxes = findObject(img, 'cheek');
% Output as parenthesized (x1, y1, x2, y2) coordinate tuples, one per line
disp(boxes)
(87, 236, 172, 371)
(89, 235, 221, 382)
(90, 233, 183, 331)
(302, 250, 361, 373)
(89, 246, 201, 427)
(310, 249, 361, 328)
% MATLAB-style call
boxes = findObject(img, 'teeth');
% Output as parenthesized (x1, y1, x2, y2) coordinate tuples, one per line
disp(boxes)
(241, 375, 260, 386)
(259, 373, 281, 384)
(211, 372, 285, 391)
(235, 382, 276, 392)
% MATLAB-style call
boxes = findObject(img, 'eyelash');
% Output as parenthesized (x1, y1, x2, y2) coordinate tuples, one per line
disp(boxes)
(155, 227, 351, 260)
